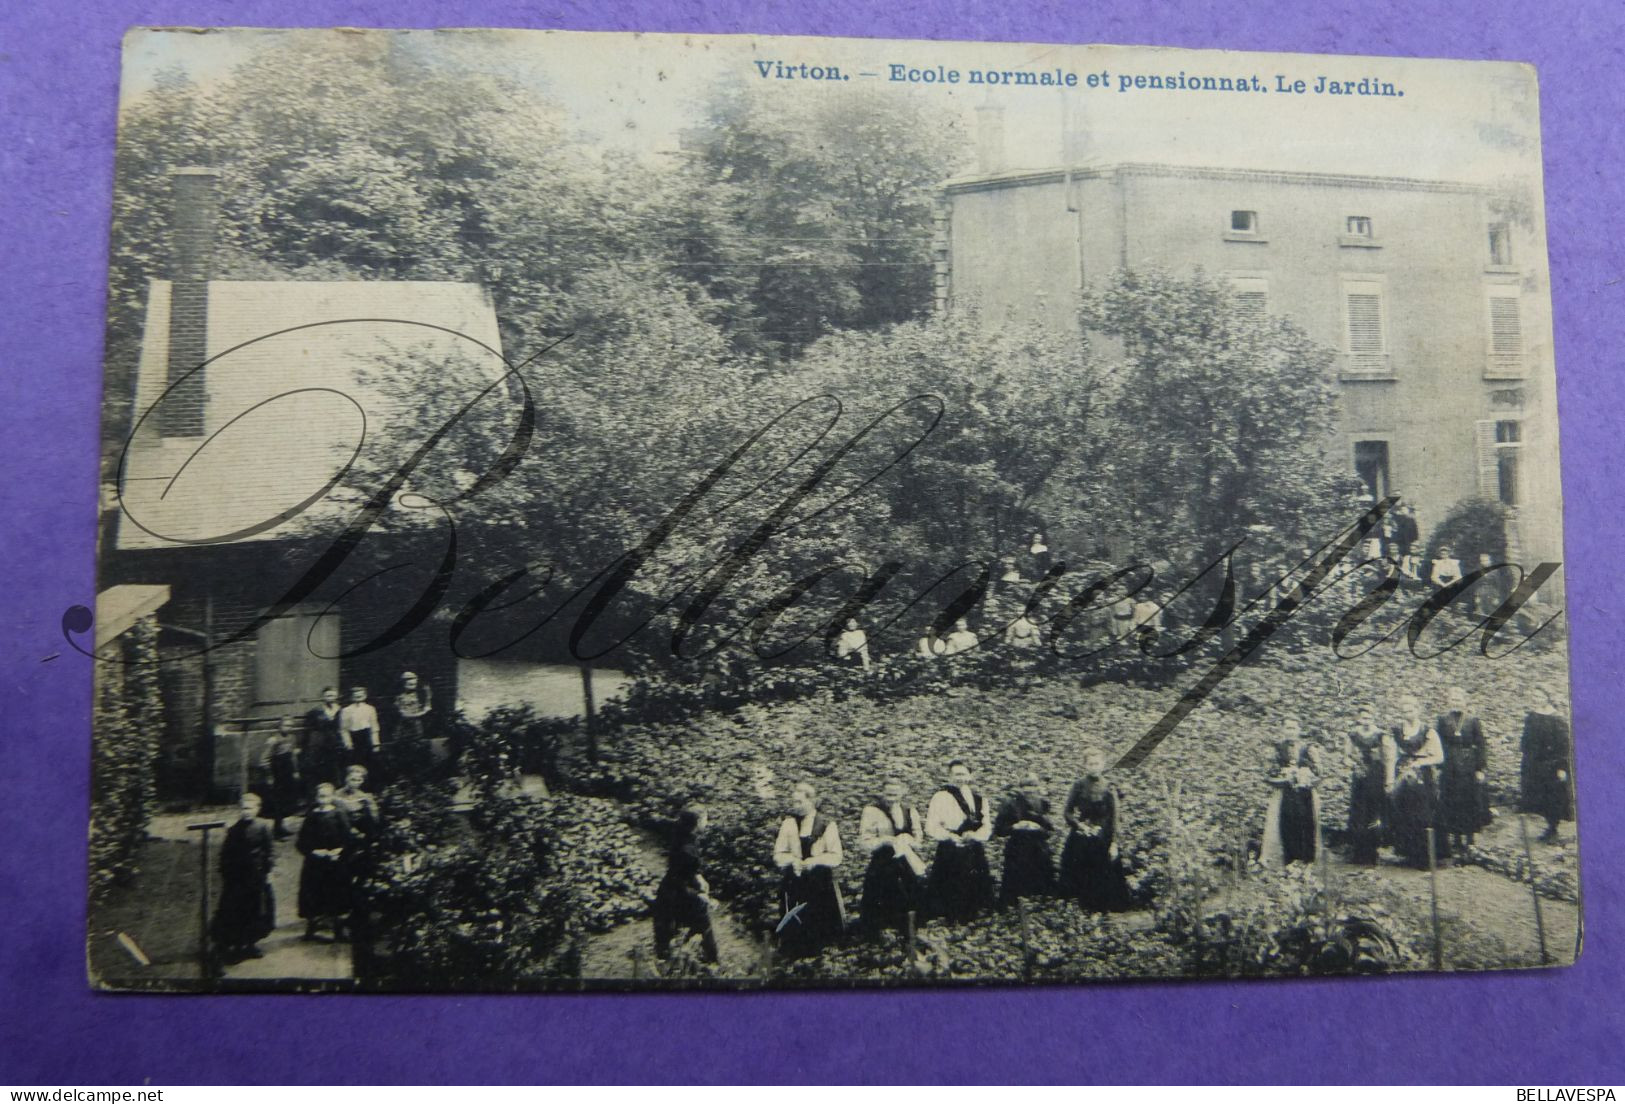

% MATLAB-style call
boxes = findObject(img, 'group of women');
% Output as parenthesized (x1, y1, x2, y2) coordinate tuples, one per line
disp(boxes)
(1265, 688, 1509, 872)
(651, 754, 1133, 965)
(651, 683, 1573, 969)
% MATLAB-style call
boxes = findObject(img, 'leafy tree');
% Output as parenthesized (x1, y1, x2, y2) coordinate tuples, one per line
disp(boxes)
(681, 82, 967, 356)
(783, 309, 1107, 564)
(1079, 268, 1347, 569)
(102, 32, 707, 473)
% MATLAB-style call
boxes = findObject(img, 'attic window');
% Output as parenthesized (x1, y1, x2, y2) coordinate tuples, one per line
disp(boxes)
(1346, 216, 1373, 237)
(1230, 210, 1259, 234)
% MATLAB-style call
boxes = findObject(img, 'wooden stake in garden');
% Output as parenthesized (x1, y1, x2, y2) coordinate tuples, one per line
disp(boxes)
(1518, 813, 1552, 965)
(186, 819, 227, 982)
(1017, 897, 1034, 982)
(1317, 806, 1334, 914)
(905, 910, 918, 972)
(758, 930, 775, 984)
(1425, 826, 1444, 971)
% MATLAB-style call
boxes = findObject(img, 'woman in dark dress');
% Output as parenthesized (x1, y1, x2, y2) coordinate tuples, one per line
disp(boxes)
(390, 671, 435, 779)
(1261, 722, 1321, 866)
(1521, 686, 1574, 842)
(1345, 708, 1394, 865)
(1059, 752, 1129, 911)
(857, 779, 925, 938)
(1028, 533, 1053, 580)
(772, 782, 845, 959)
(211, 793, 276, 963)
(297, 782, 355, 941)
(653, 805, 718, 964)
(1389, 694, 1447, 868)
(994, 773, 1056, 907)
(263, 723, 303, 840)
(1437, 687, 1492, 851)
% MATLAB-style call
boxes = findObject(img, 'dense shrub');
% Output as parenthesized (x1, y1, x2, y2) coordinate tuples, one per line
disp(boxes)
(360, 712, 655, 986)
(1423, 496, 1512, 570)
(90, 616, 164, 899)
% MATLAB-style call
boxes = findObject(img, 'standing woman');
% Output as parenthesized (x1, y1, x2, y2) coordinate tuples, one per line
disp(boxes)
(1345, 707, 1395, 865)
(296, 782, 355, 942)
(652, 804, 718, 964)
(1028, 532, 1053, 580)
(1260, 721, 1321, 867)
(1389, 694, 1447, 868)
(1521, 686, 1574, 843)
(772, 782, 845, 959)
(262, 719, 303, 840)
(1059, 752, 1129, 911)
(857, 779, 926, 938)
(993, 772, 1056, 908)
(211, 792, 276, 963)
(1436, 687, 1492, 852)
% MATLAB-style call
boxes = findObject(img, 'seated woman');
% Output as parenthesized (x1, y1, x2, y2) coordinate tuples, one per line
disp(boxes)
(835, 618, 872, 672)
(653, 804, 718, 965)
(924, 759, 996, 923)
(1059, 752, 1129, 911)
(772, 782, 845, 959)
(857, 779, 926, 938)
(994, 772, 1056, 907)
(1260, 720, 1321, 867)
(1003, 612, 1042, 651)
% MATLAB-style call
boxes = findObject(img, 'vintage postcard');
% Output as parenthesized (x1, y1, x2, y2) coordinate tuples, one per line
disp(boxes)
(88, 28, 1577, 990)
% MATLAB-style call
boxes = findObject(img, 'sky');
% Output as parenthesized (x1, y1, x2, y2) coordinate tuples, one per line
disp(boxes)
(121, 27, 1543, 187)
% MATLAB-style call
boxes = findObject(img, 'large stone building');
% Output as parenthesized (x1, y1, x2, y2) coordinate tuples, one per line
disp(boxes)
(936, 153, 1563, 586)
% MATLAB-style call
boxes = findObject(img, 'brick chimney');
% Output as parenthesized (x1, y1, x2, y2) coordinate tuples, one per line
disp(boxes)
(163, 167, 219, 437)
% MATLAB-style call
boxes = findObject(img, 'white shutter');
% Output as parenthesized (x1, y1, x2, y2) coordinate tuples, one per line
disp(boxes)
(1487, 292, 1523, 375)
(1347, 293, 1384, 354)
(1343, 281, 1387, 373)
(1228, 276, 1268, 329)
(1474, 420, 1501, 501)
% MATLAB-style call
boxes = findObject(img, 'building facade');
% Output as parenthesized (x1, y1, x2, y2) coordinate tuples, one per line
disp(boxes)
(937, 160, 1563, 585)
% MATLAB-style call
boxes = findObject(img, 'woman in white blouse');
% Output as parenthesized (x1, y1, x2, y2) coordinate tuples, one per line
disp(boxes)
(773, 781, 845, 958)
(924, 759, 996, 923)
(857, 778, 925, 938)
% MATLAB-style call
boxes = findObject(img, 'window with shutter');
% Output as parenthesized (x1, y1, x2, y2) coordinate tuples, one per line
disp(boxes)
(1229, 276, 1268, 328)
(1488, 223, 1513, 266)
(1342, 280, 1388, 373)
(1474, 420, 1502, 501)
(1487, 291, 1524, 376)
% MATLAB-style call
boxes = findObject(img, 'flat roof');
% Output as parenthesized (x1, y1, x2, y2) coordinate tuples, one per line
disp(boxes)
(944, 161, 1485, 196)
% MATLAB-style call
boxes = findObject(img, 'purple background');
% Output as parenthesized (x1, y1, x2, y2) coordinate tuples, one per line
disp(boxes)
(3, 0, 1622, 1085)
